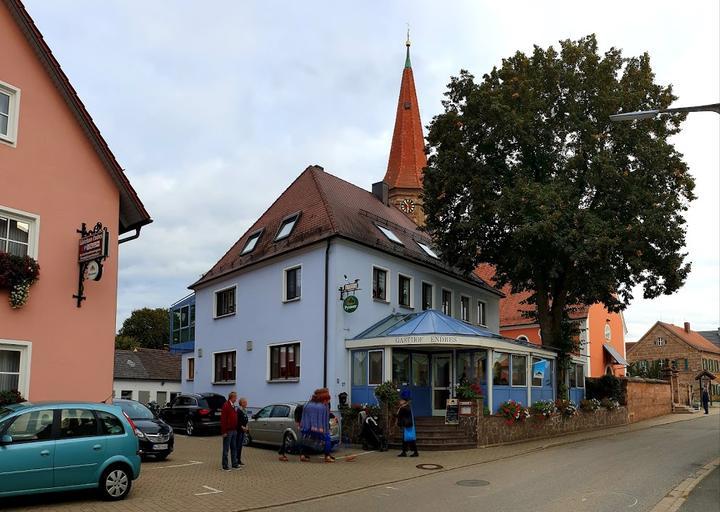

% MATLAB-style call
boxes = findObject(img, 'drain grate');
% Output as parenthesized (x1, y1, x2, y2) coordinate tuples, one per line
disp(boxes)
(456, 479, 490, 487)
(416, 463, 444, 470)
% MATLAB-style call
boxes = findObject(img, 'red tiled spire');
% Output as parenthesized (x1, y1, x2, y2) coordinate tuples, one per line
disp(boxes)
(383, 36, 427, 191)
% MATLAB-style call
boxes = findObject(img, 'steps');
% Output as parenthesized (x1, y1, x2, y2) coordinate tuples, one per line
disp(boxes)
(673, 404, 698, 414)
(389, 416, 476, 451)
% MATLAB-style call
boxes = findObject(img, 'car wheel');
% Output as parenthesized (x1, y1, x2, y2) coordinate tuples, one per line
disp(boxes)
(185, 418, 195, 436)
(282, 432, 295, 454)
(99, 464, 132, 501)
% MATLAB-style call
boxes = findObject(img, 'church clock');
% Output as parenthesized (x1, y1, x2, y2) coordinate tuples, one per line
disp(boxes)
(399, 198, 415, 213)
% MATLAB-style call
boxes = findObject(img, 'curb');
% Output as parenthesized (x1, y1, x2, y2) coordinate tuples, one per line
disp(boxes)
(649, 458, 720, 512)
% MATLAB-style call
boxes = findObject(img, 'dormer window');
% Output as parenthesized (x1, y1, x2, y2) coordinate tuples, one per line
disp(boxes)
(240, 229, 263, 255)
(376, 224, 403, 245)
(275, 213, 300, 241)
(416, 241, 439, 259)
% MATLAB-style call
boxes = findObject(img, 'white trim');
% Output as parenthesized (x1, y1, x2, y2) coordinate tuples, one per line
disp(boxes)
(0, 80, 21, 147)
(367, 349, 384, 386)
(266, 340, 301, 383)
(211, 349, 237, 385)
(516, 335, 530, 343)
(459, 294, 471, 322)
(397, 273, 414, 309)
(371, 264, 390, 303)
(375, 224, 404, 245)
(476, 299, 487, 327)
(415, 240, 439, 259)
(486, 348, 493, 412)
(0, 205, 40, 260)
(282, 264, 302, 302)
(0, 339, 32, 399)
(420, 280, 435, 311)
(441, 288, 453, 316)
(274, 212, 301, 241)
(240, 229, 263, 255)
(212, 284, 237, 319)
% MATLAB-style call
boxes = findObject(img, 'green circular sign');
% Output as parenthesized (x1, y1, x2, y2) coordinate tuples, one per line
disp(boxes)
(343, 295, 359, 313)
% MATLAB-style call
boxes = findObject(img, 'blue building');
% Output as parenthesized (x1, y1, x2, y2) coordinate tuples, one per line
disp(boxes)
(169, 293, 195, 354)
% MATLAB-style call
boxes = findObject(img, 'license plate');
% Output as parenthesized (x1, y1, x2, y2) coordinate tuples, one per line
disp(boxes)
(214, 411, 221, 417)
(154, 444, 168, 450)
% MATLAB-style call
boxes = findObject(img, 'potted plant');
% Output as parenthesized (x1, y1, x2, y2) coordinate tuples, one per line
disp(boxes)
(0, 252, 40, 309)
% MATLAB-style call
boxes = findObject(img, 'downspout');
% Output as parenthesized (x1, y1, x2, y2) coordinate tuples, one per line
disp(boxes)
(323, 239, 330, 388)
(118, 226, 142, 244)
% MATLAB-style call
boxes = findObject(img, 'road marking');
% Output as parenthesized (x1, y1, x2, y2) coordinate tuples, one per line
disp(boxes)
(195, 485, 223, 496)
(148, 460, 203, 470)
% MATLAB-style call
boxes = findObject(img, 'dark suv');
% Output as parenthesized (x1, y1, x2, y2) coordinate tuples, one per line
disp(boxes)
(159, 393, 225, 436)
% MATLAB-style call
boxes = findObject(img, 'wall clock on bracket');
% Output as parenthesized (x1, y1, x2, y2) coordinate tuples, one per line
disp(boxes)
(399, 198, 415, 213)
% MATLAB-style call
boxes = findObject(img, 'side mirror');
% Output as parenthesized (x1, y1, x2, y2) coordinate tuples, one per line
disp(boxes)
(0, 435, 13, 445)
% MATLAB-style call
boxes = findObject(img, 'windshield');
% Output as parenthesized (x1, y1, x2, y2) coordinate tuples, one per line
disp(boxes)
(116, 400, 154, 420)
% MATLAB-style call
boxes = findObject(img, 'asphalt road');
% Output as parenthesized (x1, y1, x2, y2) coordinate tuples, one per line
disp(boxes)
(679, 466, 719, 512)
(279, 414, 720, 512)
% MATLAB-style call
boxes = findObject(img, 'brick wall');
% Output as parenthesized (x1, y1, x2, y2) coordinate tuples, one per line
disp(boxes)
(625, 378, 672, 423)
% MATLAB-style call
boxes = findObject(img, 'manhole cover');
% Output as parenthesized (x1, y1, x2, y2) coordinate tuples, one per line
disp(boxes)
(416, 463, 444, 470)
(456, 479, 490, 487)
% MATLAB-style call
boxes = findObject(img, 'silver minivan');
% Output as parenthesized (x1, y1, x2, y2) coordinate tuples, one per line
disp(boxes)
(246, 402, 340, 452)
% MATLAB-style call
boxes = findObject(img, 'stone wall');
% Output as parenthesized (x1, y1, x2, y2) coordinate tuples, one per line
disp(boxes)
(625, 377, 672, 423)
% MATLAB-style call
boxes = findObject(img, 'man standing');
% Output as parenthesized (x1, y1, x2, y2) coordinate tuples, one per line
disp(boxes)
(220, 391, 239, 470)
(701, 385, 710, 415)
(235, 397, 249, 466)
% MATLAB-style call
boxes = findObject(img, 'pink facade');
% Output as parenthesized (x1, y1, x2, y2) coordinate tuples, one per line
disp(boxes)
(0, 1, 149, 401)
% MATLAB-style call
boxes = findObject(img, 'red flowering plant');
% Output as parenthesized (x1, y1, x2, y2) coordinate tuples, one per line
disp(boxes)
(498, 400, 530, 425)
(0, 252, 40, 309)
(456, 382, 483, 400)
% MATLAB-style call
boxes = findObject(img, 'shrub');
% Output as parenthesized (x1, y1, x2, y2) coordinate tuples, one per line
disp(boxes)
(373, 381, 399, 406)
(456, 382, 483, 399)
(499, 400, 530, 425)
(586, 375, 626, 404)
(555, 399, 578, 418)
(0, 390, 25, 406)
(600, 398, 620, 410)
(530, 400, 556, 419)
(580, 398, 601, 412)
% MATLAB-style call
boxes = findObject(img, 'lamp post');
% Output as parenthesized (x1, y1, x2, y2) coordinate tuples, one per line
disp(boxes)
(609, 102, 720, 121)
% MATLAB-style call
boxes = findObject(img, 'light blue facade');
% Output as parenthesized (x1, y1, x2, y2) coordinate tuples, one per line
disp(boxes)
(169, 294, 195, 354)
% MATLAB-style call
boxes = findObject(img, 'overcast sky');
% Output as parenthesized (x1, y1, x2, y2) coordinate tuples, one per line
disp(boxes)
(25, 0, 719, 341)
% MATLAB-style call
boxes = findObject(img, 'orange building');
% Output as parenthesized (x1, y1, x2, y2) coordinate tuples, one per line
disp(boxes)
(0, 0, 150, 401)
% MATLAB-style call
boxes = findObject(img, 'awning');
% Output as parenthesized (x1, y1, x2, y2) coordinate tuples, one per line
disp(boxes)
(603, 343, 628, 366)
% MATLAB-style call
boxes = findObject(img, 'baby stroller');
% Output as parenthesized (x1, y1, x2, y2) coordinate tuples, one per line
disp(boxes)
(359, 410, 388, 451)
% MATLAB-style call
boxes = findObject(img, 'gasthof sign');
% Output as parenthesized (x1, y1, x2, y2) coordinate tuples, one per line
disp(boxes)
(78, 231, 107, 263)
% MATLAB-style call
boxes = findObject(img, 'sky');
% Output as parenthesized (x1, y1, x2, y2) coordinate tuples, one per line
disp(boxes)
(24, 0, 719, 341)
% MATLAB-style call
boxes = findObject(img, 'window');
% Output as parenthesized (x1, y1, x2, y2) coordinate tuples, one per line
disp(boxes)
(392, 352, 410, 386)
(138, 391, 150, 404)
(416, 241, 439, 258)
(0, 348, 21, 392)
(398, 274, 412, 308)
(0, 81, 20, 144)
(240, 229, 263, 255)
(121, 390, 132, 400)
(375, 224, 403, 245)
(373, 267, 388, 301)
(156, 391, 167, 406)
(492, 352, 509, 386)
(6, 410, 54, 442)
(531, 357, 548, 387)
(275, 213, 300, 241)
(172, 304, 196, 344)
(460, 296, 470, 322)
(569, 365, 577, 387)
(271, 405, 291, 418)
(284, 266, 301, 301)
(477, 301, 487, 326)
(255, 406, 272, 419)
(412, 353, 429, 386)
(60, 409, 98, 438)
(214, 351, 236, 383)
(369, 350, 383, 385)
(215, 287, 236, 317)
(97, 411, 124, 435)
(187, 357, 195, 381)
(442, 289, 452, 316)
(352, 351, 367, 386)
(421, 282, 433, 310)
(269, 343, 300, 381)
(655, 337, 666, 347)
(604, 324, 612, 341)
(517, 335, 530, 343)
(511, 355, 527, 386)
(576, 364, 585, 388)
(0, 209, 36, 257)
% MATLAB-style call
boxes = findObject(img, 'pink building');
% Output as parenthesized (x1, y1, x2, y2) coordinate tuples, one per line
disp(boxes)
(0, 0, 150, 401)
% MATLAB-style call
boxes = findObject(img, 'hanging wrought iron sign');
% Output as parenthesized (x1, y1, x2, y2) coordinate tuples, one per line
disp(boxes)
(339, 277, 361, 312)
(343, 295, 359, 313)
(73, 222, 109, 307)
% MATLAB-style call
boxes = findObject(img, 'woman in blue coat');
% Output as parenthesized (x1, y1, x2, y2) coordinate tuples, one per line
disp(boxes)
(396, 388, 419, 457)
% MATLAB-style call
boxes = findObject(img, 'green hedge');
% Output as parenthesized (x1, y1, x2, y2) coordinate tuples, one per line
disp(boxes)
(585, 375, 626, 405)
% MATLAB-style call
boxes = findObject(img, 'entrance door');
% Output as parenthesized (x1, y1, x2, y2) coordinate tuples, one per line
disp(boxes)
(432, 354, 452, 416)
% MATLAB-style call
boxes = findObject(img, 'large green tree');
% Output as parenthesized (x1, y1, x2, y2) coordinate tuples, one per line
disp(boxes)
(116, 307, 170, 350)
(423, 35, 694, 393)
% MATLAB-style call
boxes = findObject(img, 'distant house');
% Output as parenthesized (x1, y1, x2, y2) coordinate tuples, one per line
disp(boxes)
(626, 322, 720, 403)
(113, 348, 181, 406)
(699, 329, 720, 350)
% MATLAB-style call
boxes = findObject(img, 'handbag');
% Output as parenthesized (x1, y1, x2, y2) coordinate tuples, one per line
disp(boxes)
(403, 409, 416, 442)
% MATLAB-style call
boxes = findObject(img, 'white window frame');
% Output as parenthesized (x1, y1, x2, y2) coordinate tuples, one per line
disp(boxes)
(517, 335, 530, 343)
(0, 205, 40, 259)
(0, 80, 21, 147)
(368, 349, 384, 386)
(212, 349, 237, 384)
(0, 340, 31, 399)
(460, 294, 471, 322)
(240, 229, 263, 255)
(398, 273, 413, 309)
(415, 240, 438, 258)
(421, 281, 434, 311)
(213, 285, 237, 319)
(266, 341, 302, 383)
(441, 288, 453, 316)
(375, 224, 404, 245)
(282, 264, 302, 302)
(371, 265, 390, 303)
(477, 300, 487, 327)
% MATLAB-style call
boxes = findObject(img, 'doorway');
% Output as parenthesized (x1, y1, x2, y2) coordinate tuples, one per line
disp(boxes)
(432, 353, 452, 415)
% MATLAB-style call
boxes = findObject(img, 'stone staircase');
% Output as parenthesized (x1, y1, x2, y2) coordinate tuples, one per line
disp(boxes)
(672, 404, 697, 414)
(389, 416, 476, 451)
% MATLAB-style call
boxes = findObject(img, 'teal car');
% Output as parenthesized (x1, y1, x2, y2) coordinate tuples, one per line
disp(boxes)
(0, 402, 141, 501)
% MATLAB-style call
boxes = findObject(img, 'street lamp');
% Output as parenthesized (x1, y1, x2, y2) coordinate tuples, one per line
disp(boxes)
(610, 102, 720, 121)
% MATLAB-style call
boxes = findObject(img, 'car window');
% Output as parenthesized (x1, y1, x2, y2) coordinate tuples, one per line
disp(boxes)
(255, 406, 272, 419)
(176, 396, 192, 406)
(271, 405, 291, 418)
(6, 410, 54, 442)
(97, 411, 125, 436)
(204, 395, 226, 409)
(60, 409, 98, 438)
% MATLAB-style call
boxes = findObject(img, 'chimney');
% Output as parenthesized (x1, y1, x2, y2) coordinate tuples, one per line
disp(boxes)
(372, 181, 389, 206)
(684, 322, 690, 333)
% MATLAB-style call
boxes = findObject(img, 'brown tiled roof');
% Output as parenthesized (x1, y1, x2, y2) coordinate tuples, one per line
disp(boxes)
(474, 264, 590, 327)
(114, 348, 181, 381)
(192, 165, 500, 296)
(660, 322, 720, 355)
(5, 0, 151, 234)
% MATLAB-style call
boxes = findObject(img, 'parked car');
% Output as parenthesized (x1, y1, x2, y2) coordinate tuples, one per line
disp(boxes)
(112, 399, 174, 460)
(159, 393, 225, 436)
(0, 401, 140, 501)
(246, 402, 340, 453)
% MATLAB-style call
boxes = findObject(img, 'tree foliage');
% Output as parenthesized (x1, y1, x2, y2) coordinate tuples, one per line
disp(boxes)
(423, 35, 694, 387)
(116, 308, 170, 350)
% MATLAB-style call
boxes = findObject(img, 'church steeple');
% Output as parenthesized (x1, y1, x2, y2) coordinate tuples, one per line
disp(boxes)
(383, 32, 427, 226)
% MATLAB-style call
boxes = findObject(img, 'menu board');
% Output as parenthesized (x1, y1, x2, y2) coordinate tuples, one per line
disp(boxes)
(445, 398, 459, 425)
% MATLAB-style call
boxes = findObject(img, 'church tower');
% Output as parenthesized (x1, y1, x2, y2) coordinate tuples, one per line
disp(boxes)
(383, 33, 427, 226)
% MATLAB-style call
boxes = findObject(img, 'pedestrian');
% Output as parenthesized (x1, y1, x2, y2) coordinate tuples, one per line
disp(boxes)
(235, 397, 249, 466)
(701, 385, 710, 414)
(298, 388, 335, 463)
(278, 402, 304, 462)
(220, 391, 239, 470)
(396, 388, 418, 457)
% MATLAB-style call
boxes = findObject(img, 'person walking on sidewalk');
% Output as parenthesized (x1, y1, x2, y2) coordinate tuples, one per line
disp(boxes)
(235, 397, 249, 465)
(298, 388, 335, 463)
(220, 391, 239, 470)
(397, 388, 418, 457)
(701, 385, 710, 414)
